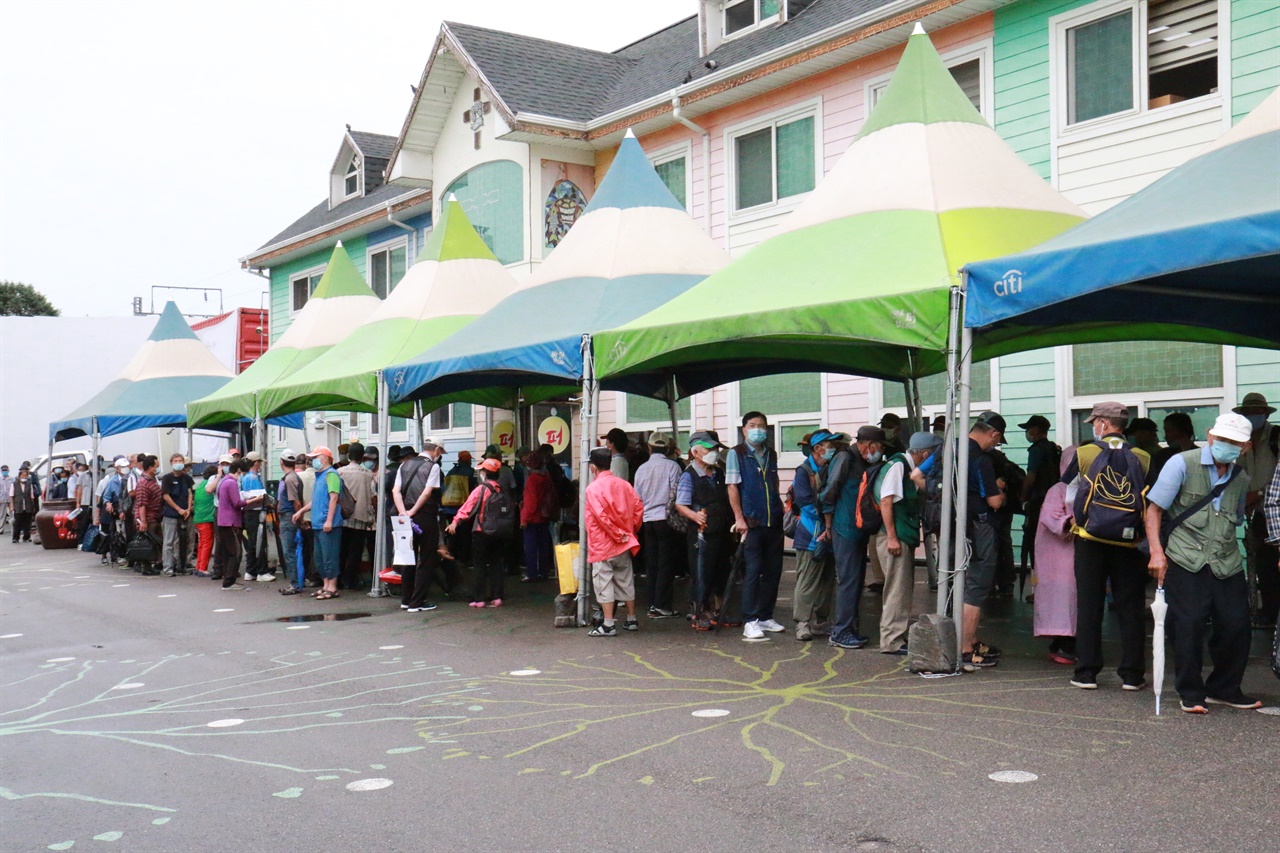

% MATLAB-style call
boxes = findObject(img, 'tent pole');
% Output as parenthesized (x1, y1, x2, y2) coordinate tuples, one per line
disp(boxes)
(414, 400, 424, 444)
(667, 374, 680, 442)
(910, 376, 923, 434)
(936, 287, 961, 617)
(516, 386, 525, 451)
(370, 371, 390, 598)
(951, 283, 974, 661)
(90, 418, 100, 525)
(902, 380, 916, 434)
(576, 336, 594, 626)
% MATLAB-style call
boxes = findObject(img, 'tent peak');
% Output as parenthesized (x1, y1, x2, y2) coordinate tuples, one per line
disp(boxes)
(582, 131, 684, 214)
(624, 127, 636, 139)
(336, 239, 344, 248)
(149, 301, 200, 342)
(912, 21, 926, 35)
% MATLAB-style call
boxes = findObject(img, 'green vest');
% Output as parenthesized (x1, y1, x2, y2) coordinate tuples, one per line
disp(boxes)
(876, 453, 920, 548)
(1165, 449, 1247, 578)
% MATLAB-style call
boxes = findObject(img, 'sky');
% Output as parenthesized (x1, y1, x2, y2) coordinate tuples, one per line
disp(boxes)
(0, 0, 695, 318)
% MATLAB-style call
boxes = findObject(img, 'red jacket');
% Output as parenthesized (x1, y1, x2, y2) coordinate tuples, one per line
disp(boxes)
(584, 470, 643, 563)
(520, 469, 556, 525)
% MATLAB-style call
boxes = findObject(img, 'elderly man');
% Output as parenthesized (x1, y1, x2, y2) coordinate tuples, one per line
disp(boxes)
(959, 412, 1008, 671)
(1236, 393, 1279, 626)
(240, 451, 272, 582)
(873, 432, 939, 654)
(792, 429, 842, 641)
(820, 425, 887, 650)
(159, 453, 194, 577)
(632, 431, 682, 618)
(584, 447, 644, 637)
(71, 461, 94, 542)
(300, 447, 343, 600)
(393, 438, 446, 613)
(338, 443, 376, 591)
(728, 411, 787, 641)
(1145, 413, 1259, 713)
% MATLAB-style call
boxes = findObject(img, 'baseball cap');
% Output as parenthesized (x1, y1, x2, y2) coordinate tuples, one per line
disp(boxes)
(306, 445, 333, 459)
(909, 431, 943, 452)
(421, 436, 445, 451)
(1017, 415, 1050, 431)
(279, 449, 299, 463)
(689, 430, 726, 450)
(457, 450, 472, 462)
(974, 411, 1007, 433)
(1084, 402, 1128, 423)
(217, 454, 234, 465)
(855, 425, 887, 443)
(807, 428, 847, 447)
(230, 448, 242, 457)
(245, 451, 264, 463)
(1208, 412, 1252, 443)
(647, 431, 671, 449)
(479, 458, 501, 473)
(1124, 417, 1158, 436)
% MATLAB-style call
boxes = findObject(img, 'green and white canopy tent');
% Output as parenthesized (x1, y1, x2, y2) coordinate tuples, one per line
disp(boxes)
(256, 199, 517, 420)
(593, 24, 1086, 399)
(186, 242, 382, 428)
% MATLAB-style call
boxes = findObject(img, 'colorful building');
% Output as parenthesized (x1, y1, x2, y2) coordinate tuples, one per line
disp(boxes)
(247, 0, 1279, 472)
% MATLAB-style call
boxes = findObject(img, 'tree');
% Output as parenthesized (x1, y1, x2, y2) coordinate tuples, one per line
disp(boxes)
(0, 281, 59, 316)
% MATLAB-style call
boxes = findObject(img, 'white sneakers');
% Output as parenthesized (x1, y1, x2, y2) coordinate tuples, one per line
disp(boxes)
(757, 619, 785, 633)
(256, 573, 276, 582)
(743, 621, 766, 640)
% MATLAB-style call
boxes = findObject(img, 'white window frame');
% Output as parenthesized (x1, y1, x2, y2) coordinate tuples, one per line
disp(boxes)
(289, 264, 326, 317)
(344, 155, 362, 199)
(366, 236, 409, 299)
(865, 39, 994, 126)
(425, 402, 475, 437)
(1049, 0, 1224, 140)
(722, 0, 782, 41)
(725, 97, 822, 222)
(647, 141, 694, 213)
(729, 372, 829, 470)
(619, 394, 693, 435)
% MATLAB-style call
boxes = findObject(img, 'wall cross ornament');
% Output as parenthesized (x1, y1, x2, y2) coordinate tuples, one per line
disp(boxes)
(463, 88, 491, 150)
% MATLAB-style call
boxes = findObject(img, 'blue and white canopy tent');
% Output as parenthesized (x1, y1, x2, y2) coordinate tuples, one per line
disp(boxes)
(386, 130, 728, 621)
(930, 92, 1280, 667)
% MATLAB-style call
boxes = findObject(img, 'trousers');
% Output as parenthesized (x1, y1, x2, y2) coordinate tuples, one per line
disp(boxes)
(471, 532, 507, 602)
(522, 522, 554, 581)
(641, 520, 677, 611)
(1073, 537, 1146, 684)
(792, 547, 834, 625)
(831, 529, 869, 639)
(401, 522, 441, 608)
(741, 524, 784, 623)
(216, 525, 243, 586)
(1165, 560, 1252, 704)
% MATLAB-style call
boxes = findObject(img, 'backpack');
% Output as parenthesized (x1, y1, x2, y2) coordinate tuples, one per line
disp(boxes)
(1072, 440, 1148, 546)
(336, 477, 356, 520)
(441, 471, 470, 508)
(920, 454, 946, 536)
(666, 483, 691, 535)
(854, 462, 885, 535)
(476, 482, 515, 538)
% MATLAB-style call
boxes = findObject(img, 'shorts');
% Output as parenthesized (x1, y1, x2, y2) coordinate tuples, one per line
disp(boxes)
(964, 516, 998, 607)
(592, 552, 636, 604)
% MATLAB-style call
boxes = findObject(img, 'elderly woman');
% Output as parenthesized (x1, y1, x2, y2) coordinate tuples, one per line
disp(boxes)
(1034, 445, 1078, 664)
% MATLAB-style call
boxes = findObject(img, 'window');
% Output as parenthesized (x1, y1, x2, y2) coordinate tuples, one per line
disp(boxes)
(1054, 0, 1218, 129)
(1072, 341, 1222, 396)
(344, 156, 361, 197)
(289, 268, 325, 314)
(368, 241, 408, 299)
(653, 156, 688, 209)
(427, 403, 473, 433)
(624, 394, 691, 425)
(881, 362, 994, 408)
(738, 373, 822, 454)
(724, 0, 781, 37)
(390, 416, 408, 434)
(443, 160, 524, 265)
(1070, 402, 1219, 445)
(868, 44, 991, 123)
(731, 110, 816, 212)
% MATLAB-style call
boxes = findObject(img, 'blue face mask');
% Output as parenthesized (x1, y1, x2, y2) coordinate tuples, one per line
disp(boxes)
(1210, 441, 1241, 464)
(865, 449, 883, 464)
(746, 427, 768, 446)
(312, 458, 324, 471)
(362, 461, 375, 471)
(173, 463, 185, 472)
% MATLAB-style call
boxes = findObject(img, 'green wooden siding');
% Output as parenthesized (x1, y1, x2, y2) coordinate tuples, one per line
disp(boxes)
(1232, 1, 1280, 121)
(1236, 347, 1280, 405)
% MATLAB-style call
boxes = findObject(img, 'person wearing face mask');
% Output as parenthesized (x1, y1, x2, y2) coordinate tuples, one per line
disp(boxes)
(791, 430, 842, 641)
(1233, 393, 1279, 627)
(0, 464, 12, 533)
(675, 432, 732, 631)
(338, 442, 376, 591)
(956, 412, 1008, 670)
(159, 454, 194, 577)
(1065, 402, 1150, 691)
(71, 462, 94, 542)
(393, 438, 447, 613)
(878, 413, 906, 457)
(46, 466, 69, 501)
(726, 412, 786, 641)
(1146, 412, 1258, 713)
(11, 464, 39, 543)
(299, 448, 344, 600)
(872, 432, 938, 655)
(240, 452, 271, 582)
(819, 425, 887, 650)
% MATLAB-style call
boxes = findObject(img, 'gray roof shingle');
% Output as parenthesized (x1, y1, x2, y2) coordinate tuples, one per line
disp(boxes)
(349, 130, 397, 159)
(446, 1, 900, 122)
(256, 182, 426, 253)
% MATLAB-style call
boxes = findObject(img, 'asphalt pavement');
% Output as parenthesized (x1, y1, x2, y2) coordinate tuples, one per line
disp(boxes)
(1, 539, 1277, 853)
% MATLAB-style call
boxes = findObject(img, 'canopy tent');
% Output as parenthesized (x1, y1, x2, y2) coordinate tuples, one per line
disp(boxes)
(256, 199, 517, 419)
(592, 25, 1086, 397)
(385, 129, 729, 408)
(963, 88, 1280, 351)
(50, 301, 235, 441)
(186, 242, 382, 427)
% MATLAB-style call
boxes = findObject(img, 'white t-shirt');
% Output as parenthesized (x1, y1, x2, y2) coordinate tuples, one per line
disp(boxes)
(879, 453, 917, 503)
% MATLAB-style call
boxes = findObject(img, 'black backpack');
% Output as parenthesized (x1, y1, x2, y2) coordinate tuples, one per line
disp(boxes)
(476, 482, 515, 538)
(1072, 440, 1148, 546)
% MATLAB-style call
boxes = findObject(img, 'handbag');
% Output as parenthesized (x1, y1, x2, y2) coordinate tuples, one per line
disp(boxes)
(1136, 464, 1241, 557)
(126, 531, 160, 563)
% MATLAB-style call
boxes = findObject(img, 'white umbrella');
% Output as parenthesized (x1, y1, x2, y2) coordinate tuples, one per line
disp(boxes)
(1151, 586, 1168, 715)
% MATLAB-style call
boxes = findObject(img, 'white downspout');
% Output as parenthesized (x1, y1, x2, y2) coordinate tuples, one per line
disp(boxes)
(671, 96, 713, 241)
(385, 203, 417, 264)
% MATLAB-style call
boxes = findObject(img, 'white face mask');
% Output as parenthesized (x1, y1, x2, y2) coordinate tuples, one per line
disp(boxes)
(702, 450, 720, 466)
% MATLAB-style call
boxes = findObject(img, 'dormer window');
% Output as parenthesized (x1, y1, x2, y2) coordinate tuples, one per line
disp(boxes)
(344, 156, 361, 197)
(724, 0, 781, 38)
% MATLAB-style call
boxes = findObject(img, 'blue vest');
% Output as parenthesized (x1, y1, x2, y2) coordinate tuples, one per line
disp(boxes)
(733, 444, 783, 527)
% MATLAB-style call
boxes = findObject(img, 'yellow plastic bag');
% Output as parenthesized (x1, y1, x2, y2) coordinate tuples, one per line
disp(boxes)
(556, 542, 580, 595)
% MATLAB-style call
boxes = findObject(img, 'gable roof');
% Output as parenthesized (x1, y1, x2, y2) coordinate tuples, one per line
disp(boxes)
(348, 130, 396, 160)
(254, 181, 427, 253)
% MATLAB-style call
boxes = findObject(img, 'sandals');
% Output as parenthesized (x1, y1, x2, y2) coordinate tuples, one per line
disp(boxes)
(280, 587, 301, 596)
(314, 590, 339, 600)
